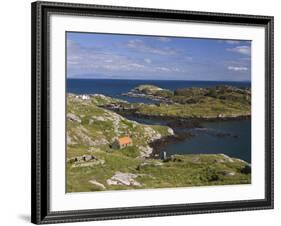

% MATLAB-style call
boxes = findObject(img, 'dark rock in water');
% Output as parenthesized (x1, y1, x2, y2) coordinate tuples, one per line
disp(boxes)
(149, 132, 194, 158)
(215, 132, 239, 139)
(167, 119, 202, 128)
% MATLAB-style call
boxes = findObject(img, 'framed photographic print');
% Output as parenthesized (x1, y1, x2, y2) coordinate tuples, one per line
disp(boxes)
(31, 1, 274, 224)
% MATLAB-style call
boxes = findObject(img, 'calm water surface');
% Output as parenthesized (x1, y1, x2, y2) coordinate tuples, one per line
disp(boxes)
(162, 120, 251, 163)
(126, 116, 251, 163)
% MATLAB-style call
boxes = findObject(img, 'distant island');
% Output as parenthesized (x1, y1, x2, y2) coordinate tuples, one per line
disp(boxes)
(66, 84, 251, 192)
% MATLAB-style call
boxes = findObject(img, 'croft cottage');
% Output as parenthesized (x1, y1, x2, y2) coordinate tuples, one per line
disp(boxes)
(112, 137, 132, 149)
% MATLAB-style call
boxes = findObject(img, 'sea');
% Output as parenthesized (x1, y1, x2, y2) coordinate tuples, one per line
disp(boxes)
(67, 78, 251, 163)
(67, 79, 250, 104)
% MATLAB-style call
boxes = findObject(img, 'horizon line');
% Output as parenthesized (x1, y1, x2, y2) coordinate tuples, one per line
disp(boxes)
(67, 77, 251, 82)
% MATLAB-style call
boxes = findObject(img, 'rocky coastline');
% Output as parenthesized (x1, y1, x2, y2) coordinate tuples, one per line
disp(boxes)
(106, 106, 250, 127)
(67, 92, 252, 192)
(102, 105, 248, 160)
(122, 91, 172, 103)
(149, 132, 194, 158)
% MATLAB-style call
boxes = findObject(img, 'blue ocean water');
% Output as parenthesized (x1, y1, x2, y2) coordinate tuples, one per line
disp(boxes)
(163, 120, 251, 163)
(67, 78, 251, 162)
(126, 116, 251, 163)
(67, 79, 250, 103)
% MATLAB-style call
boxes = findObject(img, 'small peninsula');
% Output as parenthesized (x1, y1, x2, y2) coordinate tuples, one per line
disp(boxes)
(121, 84, 251, 119)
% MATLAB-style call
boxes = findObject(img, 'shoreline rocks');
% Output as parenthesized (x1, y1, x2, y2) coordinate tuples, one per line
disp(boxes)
(109, 107, 251, 126)
(149, 132, 194, 158)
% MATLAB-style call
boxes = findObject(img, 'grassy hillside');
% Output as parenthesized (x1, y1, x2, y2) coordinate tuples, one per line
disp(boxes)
(67, 152, 250, 192)
(134, 98, 250, 118)
(66, 93, 251, 192)
(67, 94, 172, 159)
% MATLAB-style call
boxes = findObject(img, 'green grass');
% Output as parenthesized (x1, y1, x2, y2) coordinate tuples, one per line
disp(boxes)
(67, 151, 251, 192)
(66, 93, 251, 193)
(134, 98, 250, 118)
(124, 84, 251, 118)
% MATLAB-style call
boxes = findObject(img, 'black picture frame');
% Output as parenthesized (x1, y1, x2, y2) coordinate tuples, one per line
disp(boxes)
(31, 1, 274, 224)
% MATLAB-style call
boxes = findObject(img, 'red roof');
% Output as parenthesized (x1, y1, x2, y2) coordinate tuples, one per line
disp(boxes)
(117, 137, 132, 145)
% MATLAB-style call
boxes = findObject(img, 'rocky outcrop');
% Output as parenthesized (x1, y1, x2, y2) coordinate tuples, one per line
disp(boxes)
(68, 154, 105, 168)
(167, 128, 174, 135)
(137, 145, 153, 159)
(88, 180, 106, 190)
(106, 172, 142, 187)
(67, 132, 75, 145)
(67, 113, 81, 123)
(67, 94, 173, 158)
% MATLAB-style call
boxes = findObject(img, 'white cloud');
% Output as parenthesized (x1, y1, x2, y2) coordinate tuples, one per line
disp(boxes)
(67, 40, 147, 73)
(225, 40, 240, 45)
(227, 66, 248, 71)
(227, 46, 251, 56)
(173, 67, 181, 72)
(158, 37, 171, 42)
(156, 67, 171, 72)
(127, 39, 179, 55)
(67, 40, 186, 76)
(103, 63, 146, 71)
(144, 58, 152, 64)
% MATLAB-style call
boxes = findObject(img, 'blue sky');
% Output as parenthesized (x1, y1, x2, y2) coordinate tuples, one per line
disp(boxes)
(67, 32, 251, 81)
